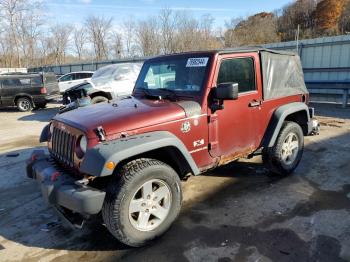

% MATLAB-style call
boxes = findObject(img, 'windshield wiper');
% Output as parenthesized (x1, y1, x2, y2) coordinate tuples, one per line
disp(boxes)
(136, 88, 162, 100)
(158, 88, 179, 101)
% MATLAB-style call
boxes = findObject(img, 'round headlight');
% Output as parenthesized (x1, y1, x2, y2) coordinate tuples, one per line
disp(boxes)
(49, 123, 54, 134)
(76, 135, 87, 158)
(79, 135, 87, 153)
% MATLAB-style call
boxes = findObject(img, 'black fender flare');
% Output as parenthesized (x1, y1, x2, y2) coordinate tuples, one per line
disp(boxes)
(39, 124, 50, 142)
(262, 102, 310, 148)
(14, 93, 34, 105)
(80, 131, 200, 177)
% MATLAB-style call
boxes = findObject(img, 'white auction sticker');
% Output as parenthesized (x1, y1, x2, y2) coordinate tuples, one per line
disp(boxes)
(186, 57, 209, 67)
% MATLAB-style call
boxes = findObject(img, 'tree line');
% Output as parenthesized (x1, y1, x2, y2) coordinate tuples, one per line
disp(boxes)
(0, 0, 349, 68)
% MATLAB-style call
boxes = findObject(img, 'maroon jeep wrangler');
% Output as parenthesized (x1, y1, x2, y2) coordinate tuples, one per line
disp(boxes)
(27, 48, 319, 247)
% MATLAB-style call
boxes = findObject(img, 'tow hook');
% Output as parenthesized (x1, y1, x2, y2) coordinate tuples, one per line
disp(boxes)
(75, 176, 95, 186)
(311, 119, 320, 135)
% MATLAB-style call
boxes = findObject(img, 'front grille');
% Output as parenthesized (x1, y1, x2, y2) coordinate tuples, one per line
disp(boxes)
(51, 127, 76, 167)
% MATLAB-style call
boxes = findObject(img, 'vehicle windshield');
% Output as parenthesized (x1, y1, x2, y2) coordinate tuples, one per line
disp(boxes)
(91, 63, 142, 88)
(134, 56, 210, 96)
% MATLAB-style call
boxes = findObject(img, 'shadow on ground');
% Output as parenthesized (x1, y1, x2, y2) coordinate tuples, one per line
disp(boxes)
(16, 107, 59, 122)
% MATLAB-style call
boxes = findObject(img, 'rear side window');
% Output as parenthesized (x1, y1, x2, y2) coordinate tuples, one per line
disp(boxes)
(31, 76, 43, 85)
(19, 78, 31, 85)
(217, 57, 256, 93)
(44, 74, 58, 83)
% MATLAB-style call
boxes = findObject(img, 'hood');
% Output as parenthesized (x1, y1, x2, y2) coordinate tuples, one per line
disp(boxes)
(54, 97, 187, 138)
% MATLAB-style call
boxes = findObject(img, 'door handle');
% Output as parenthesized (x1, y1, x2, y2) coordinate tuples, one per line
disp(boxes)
(249, 100, 261, 107)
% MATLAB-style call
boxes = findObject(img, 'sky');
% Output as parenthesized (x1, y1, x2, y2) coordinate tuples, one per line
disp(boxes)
(46, 0, 293, 29)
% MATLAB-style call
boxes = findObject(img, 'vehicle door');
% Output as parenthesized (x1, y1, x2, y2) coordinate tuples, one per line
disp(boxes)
(0, 78, 22, 106)
(208, 53, 263, 160)
(58, 73, 75, 93)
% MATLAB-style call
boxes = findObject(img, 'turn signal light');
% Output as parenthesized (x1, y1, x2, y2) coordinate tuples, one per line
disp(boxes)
(105, 161, 116, 170)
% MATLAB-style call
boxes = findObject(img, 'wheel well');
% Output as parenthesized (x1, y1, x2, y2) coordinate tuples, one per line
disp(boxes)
(118, 146, 193, 180)
(90, 146, 193, 190)
(89, 91, 112, 100)
(285, 110, 309, 135)
(14, 95, 33, 106)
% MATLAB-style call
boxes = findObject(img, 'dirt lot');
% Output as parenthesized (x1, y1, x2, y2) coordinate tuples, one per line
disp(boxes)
(0, 103, 349, 262)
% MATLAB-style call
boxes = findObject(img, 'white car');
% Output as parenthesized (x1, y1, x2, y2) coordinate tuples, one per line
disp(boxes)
(58, 71, 94, 93)
(90, 63, 143, 98)
(63, 62, 143, 105)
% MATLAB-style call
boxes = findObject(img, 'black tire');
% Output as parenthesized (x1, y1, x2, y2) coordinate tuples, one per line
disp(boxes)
(91, 96, 108, 104)
(16, 97, 33, 112)
(263, 121, 304, 176)
(35, 102, 47, 109)
(102, 158, 182, 247)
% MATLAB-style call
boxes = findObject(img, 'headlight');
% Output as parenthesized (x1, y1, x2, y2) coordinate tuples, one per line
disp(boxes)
(49, 123, 54, 134)
(76, 135, 87, 158)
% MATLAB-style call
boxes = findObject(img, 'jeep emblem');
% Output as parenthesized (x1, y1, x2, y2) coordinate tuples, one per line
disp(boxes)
(181, 121, 191, 133)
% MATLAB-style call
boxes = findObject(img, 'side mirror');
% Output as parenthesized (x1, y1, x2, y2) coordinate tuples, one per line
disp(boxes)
(213, 83, 238, 100)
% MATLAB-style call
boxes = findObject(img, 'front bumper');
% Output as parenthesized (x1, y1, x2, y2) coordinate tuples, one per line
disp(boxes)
(26, 150, 105, 216)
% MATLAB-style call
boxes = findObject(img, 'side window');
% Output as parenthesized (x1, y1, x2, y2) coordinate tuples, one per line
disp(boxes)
(2, 78, 21, 87)
(217, 57, 256, 93)
(31, 76, 42, 85)
(19, 78, 31, 85)
(60, 74, 73, 82)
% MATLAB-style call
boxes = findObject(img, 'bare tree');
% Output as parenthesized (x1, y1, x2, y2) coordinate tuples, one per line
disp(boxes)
(136, 17, 160, 56)
(0, 0, 44, 67)
(111, 31, 123, 58)
(73, 26, 87, 60)
(85, 15, 113, 61)
(50, 24, 72, 64)
(122, 17, 136, 57)
(158, 8, 177, 54)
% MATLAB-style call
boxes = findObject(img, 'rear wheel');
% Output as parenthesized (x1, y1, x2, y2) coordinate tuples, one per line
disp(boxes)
(91, 96, 108, 104)
(263, 121, 304, 175)
(102, 158, 182, 247)
(16, 97, 33, 112)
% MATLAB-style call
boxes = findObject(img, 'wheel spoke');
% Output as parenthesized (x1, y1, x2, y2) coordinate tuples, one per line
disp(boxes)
(153, 186, 169, 200)
(151, 205, 168, 220)
(129, 199, 143, 213)
(281, 151, 288, 160)
(142, 181, 153, 199)
(290, 141, 299, 150)
(138, 211, 151, 228)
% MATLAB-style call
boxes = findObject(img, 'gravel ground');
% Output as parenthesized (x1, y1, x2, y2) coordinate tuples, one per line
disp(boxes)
(0, 102, 349, 262)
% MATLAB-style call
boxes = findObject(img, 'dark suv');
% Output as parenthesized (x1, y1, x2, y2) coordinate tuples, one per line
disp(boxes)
(0, 73, 60, 111)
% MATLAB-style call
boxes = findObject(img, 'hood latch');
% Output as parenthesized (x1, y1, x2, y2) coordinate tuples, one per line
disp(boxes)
(95, 126, 106, 142)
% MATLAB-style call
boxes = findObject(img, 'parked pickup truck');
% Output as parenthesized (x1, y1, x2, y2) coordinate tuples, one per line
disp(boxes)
(27, 48, 319, 247)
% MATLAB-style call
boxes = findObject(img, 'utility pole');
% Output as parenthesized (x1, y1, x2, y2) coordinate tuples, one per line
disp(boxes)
(296, 24, 300, 54)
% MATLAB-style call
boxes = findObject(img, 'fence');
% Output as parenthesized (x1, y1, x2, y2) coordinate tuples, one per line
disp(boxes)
(28, 57, 147, 75)
(264, 34, 350, 106)
(28, 34, 350, 106)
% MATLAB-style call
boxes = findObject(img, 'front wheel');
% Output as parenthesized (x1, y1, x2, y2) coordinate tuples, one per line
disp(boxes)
(263, 121, 304, 175)
(102, 158, 182, 247)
